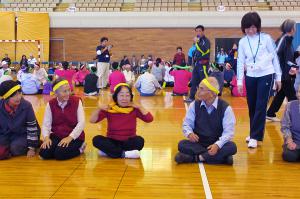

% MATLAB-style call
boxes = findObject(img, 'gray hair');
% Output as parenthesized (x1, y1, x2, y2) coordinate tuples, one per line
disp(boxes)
(280, 19, 296, 34)
(206, 76, 220, 92)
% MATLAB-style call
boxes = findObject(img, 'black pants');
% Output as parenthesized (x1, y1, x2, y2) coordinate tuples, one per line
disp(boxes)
(39, 134, 83, 160)
(267, 77, 297, 117)
(245, 74, 273, 141)
(282, 145, 300, 162)
(178, 140, 237, 164)
(92, 135, 144, 158)
(189, 63, 208, 100)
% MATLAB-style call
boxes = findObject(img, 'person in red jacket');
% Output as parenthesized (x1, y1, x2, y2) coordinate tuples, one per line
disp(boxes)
(90, 83, 153, 159)
(39, 78, 86, 160)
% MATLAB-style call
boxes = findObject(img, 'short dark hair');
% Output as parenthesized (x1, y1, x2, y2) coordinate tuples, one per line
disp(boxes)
(177, 46, 182, 51)
(90, 66, 97, 73)
(62, 61, 69, 70)
(111, 62, 119, 70)
(195, 25, 204, 31)
(100, 37, 108, 42)
(155, 58, 162, 67)
(112, 85, 133, 104)
(241, 12, 261, 34)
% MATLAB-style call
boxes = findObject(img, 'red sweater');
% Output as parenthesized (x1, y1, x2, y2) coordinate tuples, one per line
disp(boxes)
(97, 108, 153, 141)
(49, 96, 85, 141)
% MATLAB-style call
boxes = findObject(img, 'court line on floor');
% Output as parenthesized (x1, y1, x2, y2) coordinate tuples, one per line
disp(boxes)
(183, 96, 213, 199)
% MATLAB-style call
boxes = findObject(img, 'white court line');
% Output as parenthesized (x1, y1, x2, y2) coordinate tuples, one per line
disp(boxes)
(183, 96, 213, 199)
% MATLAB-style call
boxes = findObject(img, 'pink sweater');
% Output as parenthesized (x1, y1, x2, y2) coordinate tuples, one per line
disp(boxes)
(74, 70, 90, 83)
(170, 70, 192, 94)
(97, 109, 153, 141)
(109, 70, 126, 93)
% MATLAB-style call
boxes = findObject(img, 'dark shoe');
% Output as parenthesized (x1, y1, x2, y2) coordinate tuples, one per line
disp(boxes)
(175, 152, 195, 164)
(184, 97, 194, 103)
(224, 156, 233, 165)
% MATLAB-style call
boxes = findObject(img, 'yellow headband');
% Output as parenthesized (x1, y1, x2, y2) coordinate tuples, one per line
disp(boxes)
(3, 85, 21, 99)
(53, 80, 69, 93)
(114, 83, 129, 92)
(201, 79, 219, 95)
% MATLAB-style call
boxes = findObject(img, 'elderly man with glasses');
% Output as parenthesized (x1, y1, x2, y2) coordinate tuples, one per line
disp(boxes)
(175, 77, 237, 165)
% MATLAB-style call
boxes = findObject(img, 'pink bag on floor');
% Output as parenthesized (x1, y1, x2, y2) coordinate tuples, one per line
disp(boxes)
(231, 76, 246, 97)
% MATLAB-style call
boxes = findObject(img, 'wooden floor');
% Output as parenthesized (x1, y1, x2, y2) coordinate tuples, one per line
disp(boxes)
(1, 87, 300, 199)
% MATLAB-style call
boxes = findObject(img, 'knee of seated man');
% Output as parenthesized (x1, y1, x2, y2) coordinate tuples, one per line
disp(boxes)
(10, 143, 27, 156)
(226, 141, 237, 155)
(282, 150, 299, 162)
(178, 139, 193, 151)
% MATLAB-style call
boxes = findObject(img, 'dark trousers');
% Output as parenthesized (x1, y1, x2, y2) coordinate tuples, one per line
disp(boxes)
(39, 134, 83, 160)
(245, 74, 273, 141)
(178, 140, 237, 164)
(267, 77, 297, 117)
(282, 145, 300, 162)
(188, 56, 193, 66)
(0, 134, 27, 160)
(189, 63, 208, 100)
(92, 135, 144, 158)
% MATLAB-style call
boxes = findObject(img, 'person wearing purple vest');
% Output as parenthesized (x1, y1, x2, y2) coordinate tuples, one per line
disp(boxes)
(281, 85, 300, 162)
(0, 80, 40, 160)
(175, 77, 237, 165)
(39, 78, 86, 160)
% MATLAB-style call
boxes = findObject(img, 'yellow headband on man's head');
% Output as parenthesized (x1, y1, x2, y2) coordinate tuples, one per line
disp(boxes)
(50, 80, 69, 95)
(201, 79, 219, 95)
(53, 80, 69, 93)
(3, 85, 21, 99)
(114, 83, 130, 92)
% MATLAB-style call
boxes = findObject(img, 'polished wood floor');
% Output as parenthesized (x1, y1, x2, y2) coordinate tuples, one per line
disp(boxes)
(1, 87, 300, 199)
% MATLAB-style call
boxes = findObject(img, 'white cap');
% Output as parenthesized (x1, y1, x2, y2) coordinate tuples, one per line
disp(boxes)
(1, 61, 7, 65)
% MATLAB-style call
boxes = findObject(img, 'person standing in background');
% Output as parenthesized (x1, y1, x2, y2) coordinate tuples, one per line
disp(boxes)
(96, 37, 112, 89)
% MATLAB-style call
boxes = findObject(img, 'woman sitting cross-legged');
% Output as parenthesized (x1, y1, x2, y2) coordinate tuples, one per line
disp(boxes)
(90, 83, 153, 159)
(39, 78, 86, 160)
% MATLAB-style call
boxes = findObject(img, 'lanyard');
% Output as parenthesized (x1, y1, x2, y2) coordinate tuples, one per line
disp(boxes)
(195, 39, 210, 56)
(246, 33, 260, 63)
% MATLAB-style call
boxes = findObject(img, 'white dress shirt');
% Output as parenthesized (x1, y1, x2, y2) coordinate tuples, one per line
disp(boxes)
(42, 99, 85, 140)
(134, 72, 161, 94)
(237, 33, 282, 86)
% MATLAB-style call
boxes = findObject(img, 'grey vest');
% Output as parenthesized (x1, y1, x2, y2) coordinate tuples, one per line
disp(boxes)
(289, 100, 300, 146)
(194, 99, 228, 147)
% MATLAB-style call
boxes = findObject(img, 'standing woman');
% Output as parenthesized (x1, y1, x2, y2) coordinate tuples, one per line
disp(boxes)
(266, 19, 297, 122)
(237, 12, 282, 148)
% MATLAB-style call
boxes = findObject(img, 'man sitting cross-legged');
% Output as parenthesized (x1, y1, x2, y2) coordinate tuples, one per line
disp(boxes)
(175, 77, 237, 165)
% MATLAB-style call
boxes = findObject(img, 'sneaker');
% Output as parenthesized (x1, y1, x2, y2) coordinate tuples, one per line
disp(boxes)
(79, 142, 87, 154)
(266, 116, 280, 122)
(224, 156, 233, 165)
(124, 150, 140, 159)
(248, 139, 258, 148)
(245, 136, 250, 143)
(184, 98, 194, 103)
(175, 152, 195, 164)
(98, 150, 108, 157)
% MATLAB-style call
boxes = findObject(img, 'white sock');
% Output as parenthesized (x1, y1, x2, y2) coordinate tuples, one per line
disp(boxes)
(124, 150, 140, 159)
(79, 142, 87, 154)
(98, 150, 107, 157)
